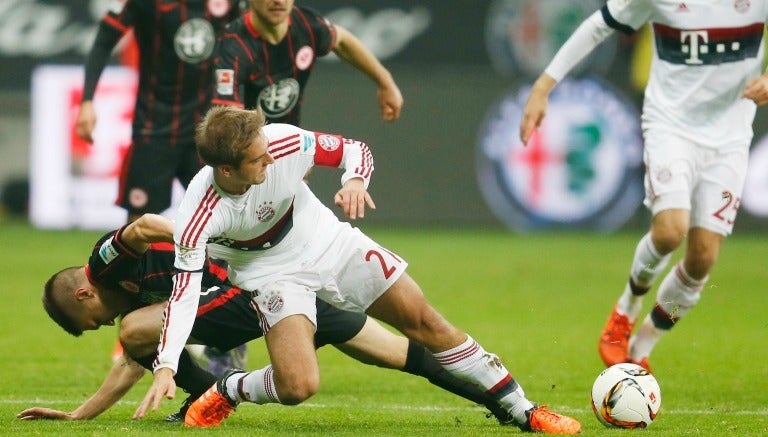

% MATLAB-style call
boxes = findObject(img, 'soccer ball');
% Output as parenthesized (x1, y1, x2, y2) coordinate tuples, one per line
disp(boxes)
(591, 363, 661, 428)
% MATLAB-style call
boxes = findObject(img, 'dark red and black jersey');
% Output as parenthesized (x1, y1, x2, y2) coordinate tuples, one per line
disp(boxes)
(86, 228, 228, 306)
(211, 6, 336, 124)
(83, 0, 245, 144)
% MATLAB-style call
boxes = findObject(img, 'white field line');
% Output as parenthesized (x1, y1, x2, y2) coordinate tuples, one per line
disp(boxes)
(4, 399, 768, 416)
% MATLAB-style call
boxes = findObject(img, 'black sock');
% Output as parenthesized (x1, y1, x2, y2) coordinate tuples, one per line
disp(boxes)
(133, 349, 217, 399)
(401, 340, 511, 422)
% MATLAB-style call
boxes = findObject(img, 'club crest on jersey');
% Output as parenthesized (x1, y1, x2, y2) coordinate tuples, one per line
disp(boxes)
(174, 18, 216, 64)
(258, 78, 300, 118)
(317, 134, 341, 152)
(207, 0, 231, 17)
(265, 291, 284, 314)
(257, 203, 276, 222)
(98, 237, 120, 264)
(295, 45, 314, 70)
(734, 0, 751, 13)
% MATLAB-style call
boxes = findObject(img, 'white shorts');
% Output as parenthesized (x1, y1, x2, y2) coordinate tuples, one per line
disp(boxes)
(642, 130, 749, 236)
(247, 226, 408, 334)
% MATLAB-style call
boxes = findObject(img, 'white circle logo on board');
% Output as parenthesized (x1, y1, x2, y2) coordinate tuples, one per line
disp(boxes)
(477, 78, 644, 231)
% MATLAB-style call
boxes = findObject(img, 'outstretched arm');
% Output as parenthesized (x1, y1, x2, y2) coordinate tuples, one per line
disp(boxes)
(332, 25, 403, 122)
(17, 354, 145, 420)
(519, 9, 615, 145)
(119, 213, 175, 254)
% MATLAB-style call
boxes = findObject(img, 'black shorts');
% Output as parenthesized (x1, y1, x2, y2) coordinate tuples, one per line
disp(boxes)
(189, 284, 367, 352)
(116, 137, 202, 215)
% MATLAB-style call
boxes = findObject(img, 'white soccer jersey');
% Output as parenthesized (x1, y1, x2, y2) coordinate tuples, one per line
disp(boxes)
(153, 123, 374, 373)
(605, 0, 768, 147)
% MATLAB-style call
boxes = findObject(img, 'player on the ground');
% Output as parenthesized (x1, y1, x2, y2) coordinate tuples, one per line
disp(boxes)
(18, 214, 514, 424)
(75, 0, 247, 374)
(211, 0, 402, 124)
(519, 0, 768, 372)
(136, 106, 581, 434)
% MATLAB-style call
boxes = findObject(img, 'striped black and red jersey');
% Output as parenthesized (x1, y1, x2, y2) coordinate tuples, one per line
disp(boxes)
(85, 227, 229, 307)
(211, 6, 336, 124)
(82, 0, 245, 144)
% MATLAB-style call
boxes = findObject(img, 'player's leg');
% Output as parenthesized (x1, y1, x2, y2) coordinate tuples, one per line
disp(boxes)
(333, 315, 513, 424)
(115, 138, 177, 224)
(365, 273, 580, 434)
(600, 131, 693, 367)
(599, 209, 684, 366)
(185, 286, 320, 427)
(628, 144, 746, 369)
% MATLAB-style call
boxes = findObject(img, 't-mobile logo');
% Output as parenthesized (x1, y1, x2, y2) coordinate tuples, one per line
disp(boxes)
(680, 30, 742, 64)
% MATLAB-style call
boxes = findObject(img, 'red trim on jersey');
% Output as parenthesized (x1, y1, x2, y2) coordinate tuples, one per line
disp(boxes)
(244, 11, 260, 38)
(104, 15, 130, 34)
(149, 242, 175, 251)
(354, 142, 374, 178)
(197, 286, 243, 316)
(294, 7, 316, 51)
(208, 261, 228, 281)
(180, 185, 221, 247)
(268, 133, 301, 159)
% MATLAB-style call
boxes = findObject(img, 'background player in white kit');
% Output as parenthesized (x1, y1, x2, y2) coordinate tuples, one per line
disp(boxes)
(520, 0, 768, 372)
(134, 105, 580, 434)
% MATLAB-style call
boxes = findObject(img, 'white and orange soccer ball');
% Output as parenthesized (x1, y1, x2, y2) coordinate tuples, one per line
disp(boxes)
(591, 363, 661, 429)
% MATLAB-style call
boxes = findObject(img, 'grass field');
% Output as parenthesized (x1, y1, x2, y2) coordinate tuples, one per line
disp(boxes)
(1, 221, 766, 435)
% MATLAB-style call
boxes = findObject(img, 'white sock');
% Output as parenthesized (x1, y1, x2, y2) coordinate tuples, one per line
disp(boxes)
(433, 335, 534, 424)
(226, 365, 281, 404)
(629, 314, 664, 361)
(617, 233, 672, 320)
(630, 263, 705, 360)
(630, 233, 672, 289)
(656, 262, 705, 324)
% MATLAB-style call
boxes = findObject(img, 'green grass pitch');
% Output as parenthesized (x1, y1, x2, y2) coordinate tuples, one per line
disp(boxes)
(0, 221, 766, 435)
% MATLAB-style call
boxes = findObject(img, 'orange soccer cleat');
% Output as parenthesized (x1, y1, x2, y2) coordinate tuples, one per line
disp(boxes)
(599, 306, 635, 367)
(525, 405, 581, 434)
(184, 369, 243, 427)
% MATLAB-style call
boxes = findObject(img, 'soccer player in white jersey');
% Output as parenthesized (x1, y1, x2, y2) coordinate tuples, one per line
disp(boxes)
(520, 0, 768, 372)
(133, 105, 580, 434)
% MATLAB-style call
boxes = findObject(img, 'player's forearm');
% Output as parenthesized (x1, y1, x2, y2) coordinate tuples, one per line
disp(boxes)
(543, 10, 614, 82)
(333, 26, 397, 91)
(69, 357, 146, 420)
(82, 22, 124, 101)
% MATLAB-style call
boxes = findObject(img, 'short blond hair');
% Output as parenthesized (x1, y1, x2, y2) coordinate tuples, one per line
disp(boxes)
(195, 105, 267, 168)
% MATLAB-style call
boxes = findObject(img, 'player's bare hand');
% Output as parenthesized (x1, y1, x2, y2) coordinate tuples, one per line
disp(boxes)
(133, 368, 176, 419)
(378, 84, 403, 122)
(334, 178, 375, 220)
(520, 74, 557, 145)
(75, 100, 97, 143)
(17, 407, 73, 421)
(743, 73, 768, 106)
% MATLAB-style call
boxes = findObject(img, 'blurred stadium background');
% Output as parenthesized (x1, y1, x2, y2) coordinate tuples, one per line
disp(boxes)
(1, 0, 767, 233)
